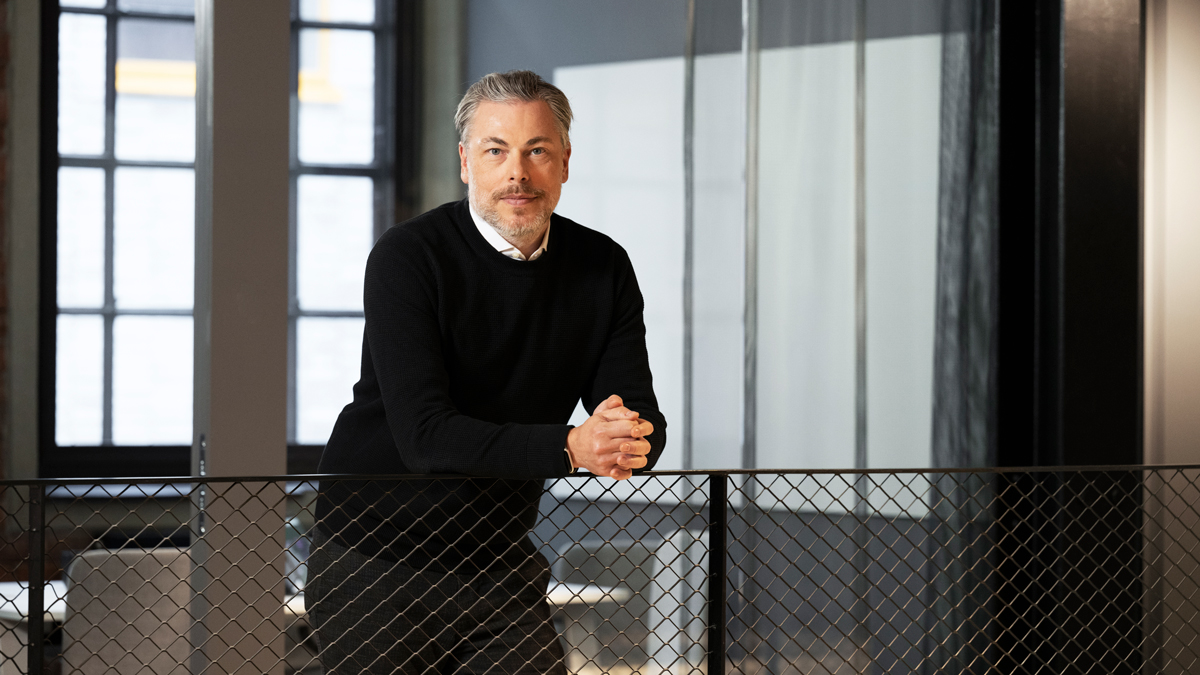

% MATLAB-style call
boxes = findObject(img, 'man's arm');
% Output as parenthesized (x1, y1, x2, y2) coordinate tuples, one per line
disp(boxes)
(571, 246, 667, 477)
(364, 236, 574, 478)
(363, 232, 644, 480)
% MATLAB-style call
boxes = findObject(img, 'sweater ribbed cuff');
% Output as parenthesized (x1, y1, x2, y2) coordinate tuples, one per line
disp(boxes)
(524, 424, 576, 478)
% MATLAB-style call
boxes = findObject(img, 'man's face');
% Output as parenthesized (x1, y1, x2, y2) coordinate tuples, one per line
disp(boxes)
(459, 99, 570, 242)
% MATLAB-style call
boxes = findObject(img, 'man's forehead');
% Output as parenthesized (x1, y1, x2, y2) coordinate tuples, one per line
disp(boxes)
(477, 134, 555, 147)
(468, 99, 560, 145)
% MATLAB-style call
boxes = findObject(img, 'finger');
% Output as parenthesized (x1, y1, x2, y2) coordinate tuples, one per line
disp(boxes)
(597, 419, 642, 440)
(617, 453, 649, 470)
(597, 406, 640, 422)
(629, 420, 654, 438)
(610, 467, 633, 481)
(593, 394, 624, 414)
(614, 439, 651, 457)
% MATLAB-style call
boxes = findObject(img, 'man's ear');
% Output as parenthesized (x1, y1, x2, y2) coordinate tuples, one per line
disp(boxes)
(459, 142, 469, 184)
(561, 146, 571, 184)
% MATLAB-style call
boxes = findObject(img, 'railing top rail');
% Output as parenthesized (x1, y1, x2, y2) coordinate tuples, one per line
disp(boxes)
(4, 463, 1200, 487)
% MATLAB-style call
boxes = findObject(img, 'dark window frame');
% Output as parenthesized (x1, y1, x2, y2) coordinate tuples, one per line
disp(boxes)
(285, 0, 406, 473)
(38, 0, 421, 477)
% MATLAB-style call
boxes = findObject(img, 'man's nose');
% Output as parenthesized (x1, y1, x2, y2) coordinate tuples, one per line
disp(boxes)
(505, 153, 530, 182)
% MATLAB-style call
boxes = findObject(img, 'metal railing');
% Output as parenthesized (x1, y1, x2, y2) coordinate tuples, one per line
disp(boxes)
(0, 466, 1195, 674)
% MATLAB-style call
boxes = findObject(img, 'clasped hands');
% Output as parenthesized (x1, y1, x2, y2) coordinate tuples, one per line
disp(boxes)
(565, 395, 654, 481)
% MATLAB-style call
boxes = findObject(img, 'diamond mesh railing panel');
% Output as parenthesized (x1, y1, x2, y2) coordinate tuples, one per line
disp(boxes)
(0, 467, 1193, 674)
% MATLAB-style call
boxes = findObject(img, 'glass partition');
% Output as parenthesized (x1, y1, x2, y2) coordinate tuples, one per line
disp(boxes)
(464, 0, 995, 472)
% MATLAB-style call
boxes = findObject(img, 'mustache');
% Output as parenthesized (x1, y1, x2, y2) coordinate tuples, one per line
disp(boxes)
(490, 185, 546, 200)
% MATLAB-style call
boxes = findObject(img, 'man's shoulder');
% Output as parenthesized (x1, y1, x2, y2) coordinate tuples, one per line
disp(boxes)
(550, 213, 629, 266)
(373, 200, 468, 259)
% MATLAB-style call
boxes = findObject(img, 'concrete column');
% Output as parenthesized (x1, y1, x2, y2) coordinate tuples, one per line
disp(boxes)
(7, 0, 42, 481)
(1145, 0, 1200, 467)
(1144, 2, 1200, 673)
(419, 0, 467, 212)
(192, 1, 289, 673)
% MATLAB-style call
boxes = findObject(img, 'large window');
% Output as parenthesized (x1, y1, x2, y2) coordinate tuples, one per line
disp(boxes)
(53, 0, 197, 455)
(45, 0, 399, 475)
(288, 0, 395, 450)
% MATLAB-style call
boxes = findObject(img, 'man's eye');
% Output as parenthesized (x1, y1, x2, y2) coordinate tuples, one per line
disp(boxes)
(487, 148, 501, 156)
(530, 148, 545, 155)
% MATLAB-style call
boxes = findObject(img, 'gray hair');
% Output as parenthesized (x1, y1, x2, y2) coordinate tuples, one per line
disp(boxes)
(454, 70, 573, 149)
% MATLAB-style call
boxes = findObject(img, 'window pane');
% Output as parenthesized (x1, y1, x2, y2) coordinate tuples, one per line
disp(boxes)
(62, 0, 107, 8)
(113, 167, 194, 310)
(56, 315, 104, 446)
(299, 0, 375, 25)
(115, 19, 196, 162)
(690, 49, 745, 471)
(864, 35, 941, 471)
(59, 13, 107, 156)
(297, 175, 373, 311)
(118, 0, 195, 15)
(297, 317, 364, 444)
(756, 41, 857, 471)
(298, 28, 375, 165)
(552, 61, 686, 471)
(58, 168, 107, 309)
(112, 316, 193, 444)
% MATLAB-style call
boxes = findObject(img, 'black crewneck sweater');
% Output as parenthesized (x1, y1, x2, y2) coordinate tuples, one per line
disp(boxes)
(316, 199, 666, 572)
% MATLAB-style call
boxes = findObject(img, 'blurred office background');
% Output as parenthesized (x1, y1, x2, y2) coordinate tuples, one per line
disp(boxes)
(3, 0, 1199, 478)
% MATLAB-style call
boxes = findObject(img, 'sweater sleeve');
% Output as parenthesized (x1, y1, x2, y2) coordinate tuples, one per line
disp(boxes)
(363, 232, 573, 479)
(581, 245, 668, 471)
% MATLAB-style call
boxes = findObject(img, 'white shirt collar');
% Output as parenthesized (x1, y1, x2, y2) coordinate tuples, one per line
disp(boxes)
(468, 203, 550, 261)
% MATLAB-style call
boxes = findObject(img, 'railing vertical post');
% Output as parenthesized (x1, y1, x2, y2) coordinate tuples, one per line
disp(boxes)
(707, 474, 728, 675)
(28, 484, 46, 675)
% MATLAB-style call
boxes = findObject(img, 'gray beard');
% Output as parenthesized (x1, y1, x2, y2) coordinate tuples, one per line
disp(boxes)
(469, 182, 551, 245)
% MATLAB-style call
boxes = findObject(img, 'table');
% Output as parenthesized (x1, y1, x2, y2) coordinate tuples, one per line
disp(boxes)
(0, 580, 305, 624)
(0, 581, 66, 675)
(0, 581, 304, 675)
(548, 582, 632, 607)
(0, 580, 623, 622)
(0, 579, 626, 674)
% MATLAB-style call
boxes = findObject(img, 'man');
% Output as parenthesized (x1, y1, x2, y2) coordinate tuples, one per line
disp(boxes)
(307, 70, 667, 674)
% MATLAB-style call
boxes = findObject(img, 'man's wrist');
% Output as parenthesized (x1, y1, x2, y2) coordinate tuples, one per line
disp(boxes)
(564, 425, 580, 473)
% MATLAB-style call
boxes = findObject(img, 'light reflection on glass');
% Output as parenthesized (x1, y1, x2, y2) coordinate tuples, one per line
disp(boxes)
(58, 167, 107, 309)
(298, 28, 376, 165)
(297, 317, 365, 445)
(298, 175, 373, 311)
(58, 13, 107, 156)
(112, 316, 193, 445)
(113, 167, 195, 310)
(56, 315, 105, 446)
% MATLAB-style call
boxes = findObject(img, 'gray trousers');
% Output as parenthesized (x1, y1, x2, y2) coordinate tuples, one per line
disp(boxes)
(305, 530, 567, 675)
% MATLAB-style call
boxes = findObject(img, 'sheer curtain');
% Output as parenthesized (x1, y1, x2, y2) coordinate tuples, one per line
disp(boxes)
(931, 0, 1000, 471)
(463, 1, 1001, 668)
(926, 1, 999, 672)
